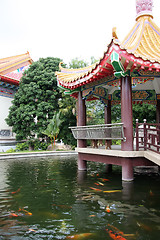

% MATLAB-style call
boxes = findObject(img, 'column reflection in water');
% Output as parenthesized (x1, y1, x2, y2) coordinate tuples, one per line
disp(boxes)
(122, 181, 134, 200)
(77, 170, 87, 184)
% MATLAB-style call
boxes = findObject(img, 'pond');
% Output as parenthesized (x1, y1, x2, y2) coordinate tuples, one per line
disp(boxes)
(0, 155, 159, 240)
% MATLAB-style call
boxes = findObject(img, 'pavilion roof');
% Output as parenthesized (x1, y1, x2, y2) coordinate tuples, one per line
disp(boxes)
(56, 1, 160, 92)
(121, 16, 160, 63)
(0, 52, 33, 85)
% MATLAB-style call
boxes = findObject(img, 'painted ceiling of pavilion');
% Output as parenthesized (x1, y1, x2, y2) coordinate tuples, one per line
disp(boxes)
(0, 52, 33, 98)
(56, 0, 160, 105)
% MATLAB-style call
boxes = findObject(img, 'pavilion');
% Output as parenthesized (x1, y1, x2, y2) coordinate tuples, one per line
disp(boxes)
(0, 52, 32, 139)
(56, 0, 160, 181)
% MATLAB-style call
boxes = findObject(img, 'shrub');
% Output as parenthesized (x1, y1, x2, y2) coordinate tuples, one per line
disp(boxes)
(15, 140, 49, 152)
(6, 148, 16, 153)
(16, 142, 29, 151)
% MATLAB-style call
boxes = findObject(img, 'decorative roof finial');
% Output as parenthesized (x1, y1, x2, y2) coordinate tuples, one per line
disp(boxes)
(136, 0, 153, 20)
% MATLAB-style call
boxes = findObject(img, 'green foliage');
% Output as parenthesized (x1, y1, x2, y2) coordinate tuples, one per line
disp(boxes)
(58, 92, 77, 146)
(86, 100, 104, 125)
(132, 103, 156, 127)
(6, 148, 16, 153)
(68, 58, 88, 69)
(15, 140, 48, 151)
(90, 56, 98, 64)
(42, 112, 62, 149)
(16, 142, 29, 151)
(6, 57, 62, 141)
(29, 139, 49, 151)
(111, 105, 121, 123)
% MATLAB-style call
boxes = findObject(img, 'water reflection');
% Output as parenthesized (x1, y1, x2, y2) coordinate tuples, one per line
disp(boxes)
(77, 170, 87, 184)
(122, 181, 134, 200)
(0, 157, 159, 239)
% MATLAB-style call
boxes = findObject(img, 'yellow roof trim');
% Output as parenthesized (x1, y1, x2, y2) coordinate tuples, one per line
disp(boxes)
(0, 52, 33, 75)
(121, 16, 160, 63)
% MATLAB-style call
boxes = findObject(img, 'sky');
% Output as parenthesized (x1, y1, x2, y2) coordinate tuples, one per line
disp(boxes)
(1, 0, 160, 65)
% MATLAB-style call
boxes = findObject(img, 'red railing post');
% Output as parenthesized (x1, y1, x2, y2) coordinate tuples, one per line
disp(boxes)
(136, 119, 139, 151)
(143, 119, 147, 151)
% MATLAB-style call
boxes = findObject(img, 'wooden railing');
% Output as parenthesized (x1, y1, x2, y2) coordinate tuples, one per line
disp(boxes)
(69, 123, 126, 141)
(136, 120, 160, 154)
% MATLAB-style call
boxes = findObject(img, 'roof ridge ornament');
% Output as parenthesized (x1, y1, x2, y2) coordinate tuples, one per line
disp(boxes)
(112, 27, 118, 39)
(136, 0, 153, 21)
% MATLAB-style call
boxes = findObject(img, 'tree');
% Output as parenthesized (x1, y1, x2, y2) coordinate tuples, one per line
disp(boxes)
(68, 58, 88, 69)
(6, 57, 62, 141)
(42, 112, 62, 150)
(57, 57, 94, 146)
(58, 92, 77, 146)
(132, 103, 156, 127)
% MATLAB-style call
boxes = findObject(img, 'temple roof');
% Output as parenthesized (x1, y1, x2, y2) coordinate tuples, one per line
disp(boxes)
(56, 0, 160, 92)
(0, 52, 33, 85)
(121, 16, 160, 62)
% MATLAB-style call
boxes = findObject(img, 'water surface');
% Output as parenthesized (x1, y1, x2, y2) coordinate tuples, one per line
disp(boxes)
(0, 155, 159, 239)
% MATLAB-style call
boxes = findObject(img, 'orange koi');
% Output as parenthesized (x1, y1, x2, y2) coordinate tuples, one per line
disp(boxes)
(149, 190, 154, 196)
(107, 224, 124, 236)
(66, 233, 93, 239)
(103, 190, 121, 193)
(11, 187, 21, 194)
(89, 187, 102, 192)
(106, 205, 111, 213)
(94, 183, 100, 186)
(89, 215, 96, 217)
(137, 221, 152, 231)
(9, 213, 19, 217)
(107, 224, 135, 238)
(29, 228, 37, 232)
(99, 178, 109, 182)
(18, 208, 32, 216)
(106, 229, 127, 240)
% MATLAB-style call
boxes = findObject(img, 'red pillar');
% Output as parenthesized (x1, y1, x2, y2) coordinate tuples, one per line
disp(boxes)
(105, 100, 112, 171)
(156, 99, 160, 124)
(121, 76, 133, 151)
(121, 76, 134, 181)
(77, 91, 87, 170)
(156, 99, 160, 144)
(122, 158, 134, 181)
(77, 91, 86, 148)
(104, 100, 111, 124)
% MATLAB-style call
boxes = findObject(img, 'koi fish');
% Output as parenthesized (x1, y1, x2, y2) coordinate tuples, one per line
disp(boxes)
(29, 228, 37, 232)
(149, 190, 154, 196)
(107, 224, 124, 236)
(81, 195, 92, 200)
(106, 205, 111, 213)
(107, 224, 135, 238)
(98, 178, 109, 182)
(89, 215, 96, 217)
(94, 183, 100, 186)
(9, 213, 19, 217)
(66, 233, 93, 239)
(11, 187, 21, 194)
(137, 221, 152, 231)
(18, 208, 32, 216)
(89, 187, 102, 192)
(97, 181, 104, 186)
(103, 190, 121, 193)
(106, 229, 127, 240)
